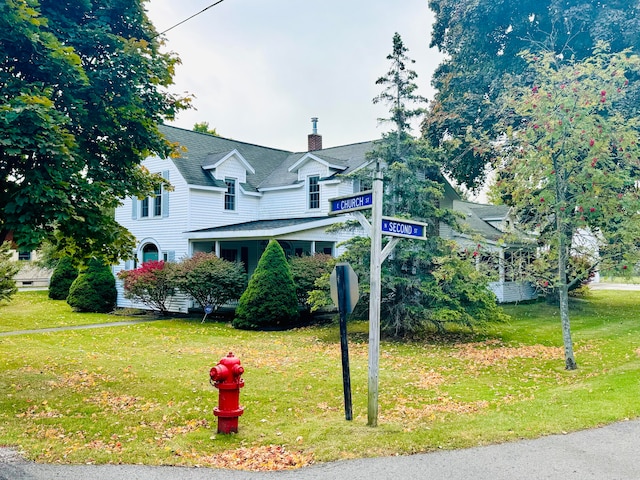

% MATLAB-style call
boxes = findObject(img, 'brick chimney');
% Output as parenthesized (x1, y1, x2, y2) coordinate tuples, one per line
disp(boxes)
(307, 117, 322, 151)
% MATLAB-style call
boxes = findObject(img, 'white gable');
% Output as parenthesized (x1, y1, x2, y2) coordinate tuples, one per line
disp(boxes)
(202, 149, 254, 183)
(288, 153, 345, 181)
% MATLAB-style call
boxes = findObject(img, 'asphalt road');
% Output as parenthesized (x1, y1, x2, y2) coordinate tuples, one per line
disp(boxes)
(2, 419, 639, 480)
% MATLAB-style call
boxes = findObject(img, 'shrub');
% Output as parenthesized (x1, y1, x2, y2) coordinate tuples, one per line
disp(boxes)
(233, 240, 299, 329)
(0, 242, 19, 303)
(171, 252, 246, 319)
(289, 253, 335, 308)
(117, 260, 175, 315)
(48, 257, 78, 300)
(67, 258, 117, 313)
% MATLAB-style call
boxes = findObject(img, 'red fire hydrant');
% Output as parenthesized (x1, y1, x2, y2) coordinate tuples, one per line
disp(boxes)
(209, 351, 245, 434)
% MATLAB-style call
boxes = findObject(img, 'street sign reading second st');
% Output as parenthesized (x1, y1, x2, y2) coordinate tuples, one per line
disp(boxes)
(381, 216, 427, 239)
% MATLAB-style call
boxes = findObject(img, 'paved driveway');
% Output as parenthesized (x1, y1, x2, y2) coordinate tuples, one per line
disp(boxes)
(2, 419, 639, 480)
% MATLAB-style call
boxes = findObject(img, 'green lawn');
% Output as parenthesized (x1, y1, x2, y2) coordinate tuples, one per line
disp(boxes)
(0, 290, 639, 470)
(0, 291, 150, 333)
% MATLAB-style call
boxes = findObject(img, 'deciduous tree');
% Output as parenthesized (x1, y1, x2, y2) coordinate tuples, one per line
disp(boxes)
(193, 122, 219, 136)
(289, 253, 335, 308)
(0, 0, 189, 262)
(493, 43, 640, 369)
(426, 0, 640, 189)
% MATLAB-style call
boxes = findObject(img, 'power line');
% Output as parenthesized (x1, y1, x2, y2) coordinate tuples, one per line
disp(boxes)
(151, 0, 226, 39)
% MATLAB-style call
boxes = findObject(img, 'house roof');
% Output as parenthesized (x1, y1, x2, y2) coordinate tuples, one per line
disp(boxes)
(187, 217, 330, 233)
(184, 216, 348, 240)
(159, 125, 374, 191)
(159, 125, 291, 190)
(464, 203, 510, 221)
(452, 200, 508, 243)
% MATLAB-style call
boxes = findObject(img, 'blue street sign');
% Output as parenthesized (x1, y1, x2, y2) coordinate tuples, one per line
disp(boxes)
(381, 217, 426, 239)
(329, 191, 373, 215)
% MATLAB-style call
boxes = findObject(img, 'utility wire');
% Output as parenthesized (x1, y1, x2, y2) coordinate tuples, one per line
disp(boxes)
(151, 0, 226, 39)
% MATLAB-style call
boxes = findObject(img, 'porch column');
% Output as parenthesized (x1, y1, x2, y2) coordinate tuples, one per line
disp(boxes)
(310, 240, 316, 255)
(499, 249, 505, 282)
(215, 241, 220, 257)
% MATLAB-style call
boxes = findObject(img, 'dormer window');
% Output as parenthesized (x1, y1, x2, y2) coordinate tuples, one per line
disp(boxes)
(308, 175, 320, 209)
(225, 178, 236, 211)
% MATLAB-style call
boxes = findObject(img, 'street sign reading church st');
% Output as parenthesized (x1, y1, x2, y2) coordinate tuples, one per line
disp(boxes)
(329, 191, 373, 215)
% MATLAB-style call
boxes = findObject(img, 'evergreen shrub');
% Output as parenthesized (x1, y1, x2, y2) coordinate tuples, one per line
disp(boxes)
(233, 240, 299, 329)
(67, 258, 117, 313)
(0, 242, 19, 303)
(48, 257, 78, 300)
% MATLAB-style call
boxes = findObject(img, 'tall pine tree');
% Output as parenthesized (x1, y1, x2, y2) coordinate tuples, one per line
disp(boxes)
(345, 33, 504, 338)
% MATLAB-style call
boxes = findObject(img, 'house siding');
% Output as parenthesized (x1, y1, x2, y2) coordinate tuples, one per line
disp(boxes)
(489, 281, 537, 303)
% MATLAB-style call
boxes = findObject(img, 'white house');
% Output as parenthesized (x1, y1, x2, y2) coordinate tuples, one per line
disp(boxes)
(113, 121, 535, 311)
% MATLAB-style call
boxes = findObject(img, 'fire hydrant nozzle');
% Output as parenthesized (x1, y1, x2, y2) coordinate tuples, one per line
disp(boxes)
(209, 352, 244, 434)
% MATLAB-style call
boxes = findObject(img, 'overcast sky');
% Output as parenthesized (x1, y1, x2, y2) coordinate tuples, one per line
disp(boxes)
(145, 0, 445, 152)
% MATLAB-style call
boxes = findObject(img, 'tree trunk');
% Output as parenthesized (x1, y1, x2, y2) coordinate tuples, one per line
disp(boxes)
(556, 201, 577, 370)
(557, 281, 577, 370)
(555, 162, 577, 370)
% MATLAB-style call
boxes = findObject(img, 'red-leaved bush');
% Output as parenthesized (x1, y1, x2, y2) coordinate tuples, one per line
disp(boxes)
(118, 261, 175, 314)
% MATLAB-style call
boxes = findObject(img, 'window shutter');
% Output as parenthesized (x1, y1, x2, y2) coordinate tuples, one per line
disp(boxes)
(131, 197, 137, 220)
(162, 170, 170, 217)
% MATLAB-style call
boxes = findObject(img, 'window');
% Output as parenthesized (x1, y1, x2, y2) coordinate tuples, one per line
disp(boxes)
(225, 178, 236, 211)
(353, 177, 372, 193)
(221, 248, 237, 262)
(153, 185, 162, 216)
(137, 173, 167, 219)
(308, 175, 320, 209)
(141, 197, 149, 217)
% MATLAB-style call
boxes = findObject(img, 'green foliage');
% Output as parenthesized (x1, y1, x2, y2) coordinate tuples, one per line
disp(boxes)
(530, 253, 595, 301)
(192, 122, 219, 136)
(48, 256, 78, 300)
(494, 45, 640, 282)
(233, 240, 299, 330)
(66, 258, 116, 313)
(171, 252, 246, 316)
(0, 0, 189, 260)
(373, 32, 427, 135)
(289, 254, 335, 308)
(0, 242, 19, 303)
(384, 245, 507, 337)
(425, 0, 640, 188)
(117, 261, 176, 315)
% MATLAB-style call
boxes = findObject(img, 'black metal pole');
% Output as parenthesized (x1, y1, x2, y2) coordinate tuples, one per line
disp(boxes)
(336, 264, 353, 421)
